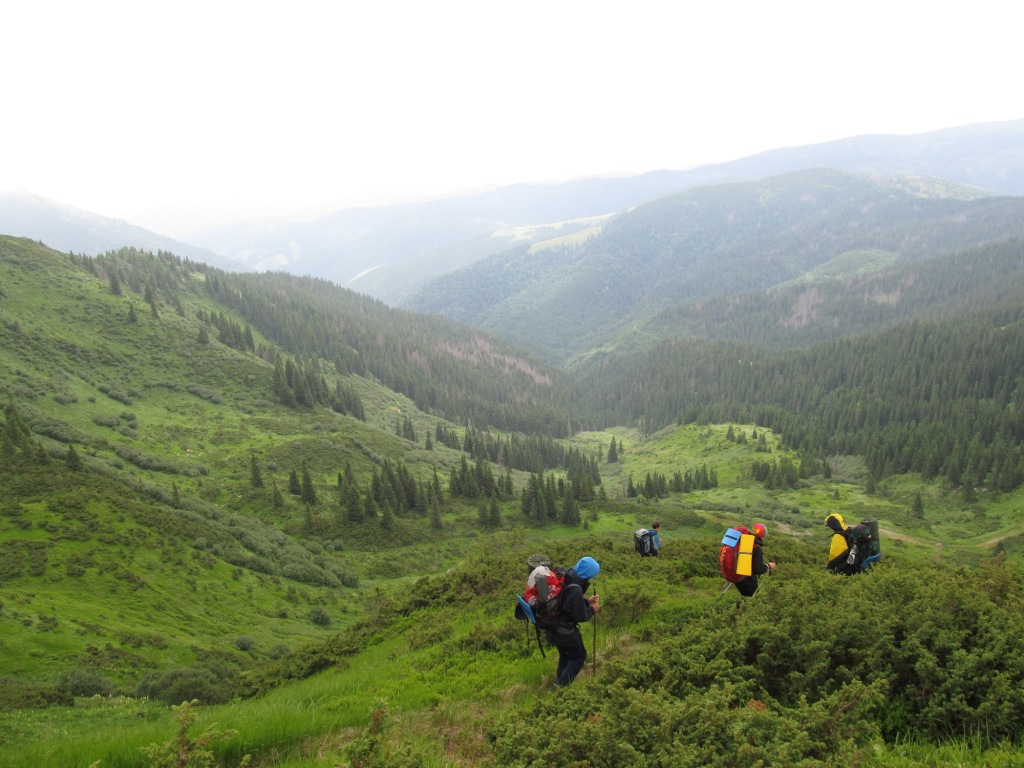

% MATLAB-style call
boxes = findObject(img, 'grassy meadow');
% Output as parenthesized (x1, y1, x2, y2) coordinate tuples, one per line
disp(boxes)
(3, 241, 1024, 765)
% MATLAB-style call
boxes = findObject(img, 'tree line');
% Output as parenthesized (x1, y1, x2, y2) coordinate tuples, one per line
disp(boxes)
(578, 301, 1024, 492)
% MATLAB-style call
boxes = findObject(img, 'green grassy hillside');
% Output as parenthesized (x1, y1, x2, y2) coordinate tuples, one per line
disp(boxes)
(2, 238, 1024, 766)
(0, 240, 527, 697)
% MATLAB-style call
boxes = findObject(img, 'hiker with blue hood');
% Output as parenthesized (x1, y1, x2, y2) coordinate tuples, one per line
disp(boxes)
(547, 556, 601, 687)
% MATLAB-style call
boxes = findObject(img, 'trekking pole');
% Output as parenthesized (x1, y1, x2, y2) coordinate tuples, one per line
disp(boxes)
(591, 582, 598, 675)
(705, 581, 733, 614)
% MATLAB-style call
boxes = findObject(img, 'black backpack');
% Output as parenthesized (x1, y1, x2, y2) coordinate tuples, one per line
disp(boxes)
(826, 514, 881, 574)
(634, 528, 654, 556)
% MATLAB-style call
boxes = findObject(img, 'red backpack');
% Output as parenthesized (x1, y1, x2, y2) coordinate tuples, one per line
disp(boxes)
(719, 526, 753, 583)
(515, 560, 574, 656)
(521, 564, 569, 630)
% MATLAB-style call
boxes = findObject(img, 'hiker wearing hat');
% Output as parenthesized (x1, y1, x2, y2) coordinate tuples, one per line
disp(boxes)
(736, 523, 775, 597)
(547, 556, 601, 687)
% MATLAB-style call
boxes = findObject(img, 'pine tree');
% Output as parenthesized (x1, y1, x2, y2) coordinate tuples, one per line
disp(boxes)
(607, 438, 618, 463)
(65, 443, 83, 471)
(345, 484, 363, 523)
(911, 492, 925, 519)
(301, 464, 317, 506)
(489, 494, 501, 528)
(250, 454, 264, 489)
(560, 494, 580, 526)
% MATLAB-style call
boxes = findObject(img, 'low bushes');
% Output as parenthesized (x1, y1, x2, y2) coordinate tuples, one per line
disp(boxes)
(489, 552, 1024, 764)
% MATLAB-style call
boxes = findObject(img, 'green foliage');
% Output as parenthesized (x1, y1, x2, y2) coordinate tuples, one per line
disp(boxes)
(0, 679, 74, 709)
(2, 237, 1024, 767)
(491, 550, 1024, 764)
(136, 663, 239, 706)
(409, 169, 1024, 362)
(345, 701, 428, 768)
(578, 303, 1024, 494)
(139, 699, 250, 768)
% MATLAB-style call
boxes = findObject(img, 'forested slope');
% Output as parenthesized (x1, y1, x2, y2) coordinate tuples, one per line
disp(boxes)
(617, 237, 1024, 350)
(577, 302, 1024, 491)
(3, 236, 1024, 766)
(75, 245, 575, 436)
(407, 169, 1024, 361)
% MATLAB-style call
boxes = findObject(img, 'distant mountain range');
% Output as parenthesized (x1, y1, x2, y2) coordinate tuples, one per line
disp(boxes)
(2, 118, 1023, 305)
(405, 167, 1024, 362)
(0, 190, 238, 271)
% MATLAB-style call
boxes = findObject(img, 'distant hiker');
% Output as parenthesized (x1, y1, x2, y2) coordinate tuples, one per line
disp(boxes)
(636, 521, 662, 557)
(735, 523, 774, 597)
(547, 556, 600, 687)
(650, 521, 662, 556)
(825, 514, 881, 574)
(634, 527, 654, 556)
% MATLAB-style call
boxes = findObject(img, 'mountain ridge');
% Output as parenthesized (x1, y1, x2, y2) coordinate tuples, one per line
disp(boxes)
(407, 168, 1024, 363)
(4, 118, 1023, 305)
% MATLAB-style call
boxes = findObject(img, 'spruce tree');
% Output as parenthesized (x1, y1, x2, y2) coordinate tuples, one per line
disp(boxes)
(250, 454, 264, 489)
(911, 492, 925, 518)
(345, 484, 363, 523)
(65, 443, 83, 471)
(489, 494, 501, 528)
(301, 464, 317, 506)
(607, 438, 618, 463)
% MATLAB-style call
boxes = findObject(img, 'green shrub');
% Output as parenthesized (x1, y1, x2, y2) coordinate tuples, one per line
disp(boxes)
(0, 678, 74, 709)
(140, 699, 250, 768)
(267, 643, 290, 660)
(60, 669, 120, 697)
(135, 664, 238, 705)
(309, 607, 331, 626)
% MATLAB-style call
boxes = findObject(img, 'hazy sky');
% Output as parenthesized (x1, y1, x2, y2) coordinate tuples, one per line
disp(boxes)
(3, 1, 1020, 236)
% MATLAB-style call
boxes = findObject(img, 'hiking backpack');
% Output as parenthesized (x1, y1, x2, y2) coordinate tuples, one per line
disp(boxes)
(634, 527, 654, 556)
(514, 556, 578, 656)
(719, 526, 755, 583)
(825, 514, 881, 574)
(519, 563, 569, 630)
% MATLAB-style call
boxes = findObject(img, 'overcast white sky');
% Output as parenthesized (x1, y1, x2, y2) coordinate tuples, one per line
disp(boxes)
(2, 1, 1020, 237)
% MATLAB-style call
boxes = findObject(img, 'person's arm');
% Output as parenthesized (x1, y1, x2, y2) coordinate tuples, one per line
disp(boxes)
(568, 585, 597, 622)
(753, 546, 775, 576)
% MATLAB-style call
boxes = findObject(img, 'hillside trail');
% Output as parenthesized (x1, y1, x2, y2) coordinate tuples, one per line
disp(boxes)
(979, 526, 1024, 549)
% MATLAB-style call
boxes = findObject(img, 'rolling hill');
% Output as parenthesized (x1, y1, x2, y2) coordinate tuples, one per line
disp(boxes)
(6, 119, 1023, 309)
(406, 168, 1024, 362)
(3, 236, 1024, 766)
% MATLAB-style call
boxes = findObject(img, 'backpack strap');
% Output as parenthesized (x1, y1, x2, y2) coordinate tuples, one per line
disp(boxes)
(555, 582, 584, 629)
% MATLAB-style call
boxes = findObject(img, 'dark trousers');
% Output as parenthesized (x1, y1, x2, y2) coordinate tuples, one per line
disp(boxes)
(736, 575, 759, 597)
(554, 635, 588, 686)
